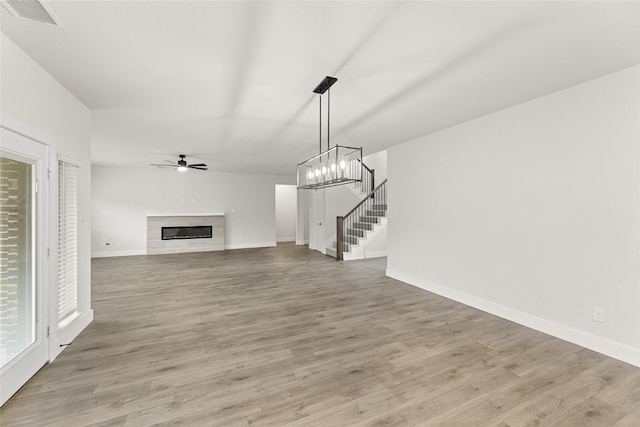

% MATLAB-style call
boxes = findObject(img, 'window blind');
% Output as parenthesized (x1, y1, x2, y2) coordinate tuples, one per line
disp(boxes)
(58, 158, 79, 322)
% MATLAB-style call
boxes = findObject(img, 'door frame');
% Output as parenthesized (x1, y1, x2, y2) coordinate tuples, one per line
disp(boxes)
(309, 189, 326, 253)
(0, 116, 55, 407)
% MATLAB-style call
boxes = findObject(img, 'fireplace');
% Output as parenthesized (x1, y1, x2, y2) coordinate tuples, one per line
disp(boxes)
(162, 225, 212, 240)
(147, 214, 224, 255)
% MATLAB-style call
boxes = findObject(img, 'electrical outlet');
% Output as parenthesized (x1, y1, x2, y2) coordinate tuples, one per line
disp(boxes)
(593, 307, 604, 323)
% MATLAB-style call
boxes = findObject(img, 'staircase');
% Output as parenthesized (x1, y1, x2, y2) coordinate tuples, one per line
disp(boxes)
(328, 179, 387, 261)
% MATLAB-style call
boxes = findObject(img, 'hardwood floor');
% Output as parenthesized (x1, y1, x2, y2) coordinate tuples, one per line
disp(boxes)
(1, 243, 639, 426)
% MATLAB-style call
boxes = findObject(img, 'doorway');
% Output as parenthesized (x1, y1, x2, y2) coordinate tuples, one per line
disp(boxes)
(308, 189, 325, 253)
(0, 127, 50, 406)
(275, 184, 297, 243)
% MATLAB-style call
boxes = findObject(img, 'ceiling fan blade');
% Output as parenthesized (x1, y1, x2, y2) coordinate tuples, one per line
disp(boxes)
(164, 160, 176, 164)
(189, 166, 208, 170)
(188, 163, 207, 167)
(150, 163, 176, 167)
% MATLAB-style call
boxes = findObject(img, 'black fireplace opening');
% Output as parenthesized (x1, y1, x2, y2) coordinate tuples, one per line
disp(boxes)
(162, 225, 213, 240)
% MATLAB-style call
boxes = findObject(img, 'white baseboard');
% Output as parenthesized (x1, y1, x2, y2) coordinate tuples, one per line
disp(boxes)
(386, 268, 640, 368)
(92, 249, 146, 258)
(224, 242, 277, 250)
(365, 250, 387, 259)
(276, 237, 296, 242)
(93, 243, 281, 257)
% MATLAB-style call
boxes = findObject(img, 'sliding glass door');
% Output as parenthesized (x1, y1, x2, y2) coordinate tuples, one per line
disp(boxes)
(0, 127, 49, 406)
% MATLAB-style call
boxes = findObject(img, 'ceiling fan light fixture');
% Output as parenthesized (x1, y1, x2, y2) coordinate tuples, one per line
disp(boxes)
(177, 156, 188, 172)
(150, 154, 208, 171)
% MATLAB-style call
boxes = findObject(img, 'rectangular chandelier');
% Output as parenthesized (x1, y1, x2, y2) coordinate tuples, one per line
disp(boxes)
(296, 76, 364, 190)
(297, 145, 362, 190)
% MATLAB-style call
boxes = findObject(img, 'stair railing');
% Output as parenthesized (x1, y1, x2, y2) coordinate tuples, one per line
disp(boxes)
(336, 179, 387, 261)
(357, 159, 375, 195)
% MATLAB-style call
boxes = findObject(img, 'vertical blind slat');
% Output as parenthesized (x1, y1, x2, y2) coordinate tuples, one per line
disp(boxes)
(58, 160, 78, 322)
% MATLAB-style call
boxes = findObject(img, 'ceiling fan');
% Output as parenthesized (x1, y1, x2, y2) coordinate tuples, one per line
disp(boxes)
(150, 154, 208, 171)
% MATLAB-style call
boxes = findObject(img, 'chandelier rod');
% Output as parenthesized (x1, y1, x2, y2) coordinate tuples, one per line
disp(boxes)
(327, 88, 331, 152)
(313, 76, 337, 155)
(319, 94, 322, 155)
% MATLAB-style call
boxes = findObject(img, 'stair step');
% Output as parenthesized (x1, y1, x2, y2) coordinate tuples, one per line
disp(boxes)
(353, 222, 374, 231)
(372, 204, 387, 210)
(343, 235, 359, 244)
(346, 228, 365, 237)
(366, 209, 386, 217)
(359, 215, 380, 224)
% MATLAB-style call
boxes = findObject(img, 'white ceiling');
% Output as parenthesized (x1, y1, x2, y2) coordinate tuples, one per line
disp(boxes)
(2, 1, 638, 175)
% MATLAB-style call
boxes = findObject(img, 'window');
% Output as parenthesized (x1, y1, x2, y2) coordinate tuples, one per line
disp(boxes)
(57, 157, 79, 323)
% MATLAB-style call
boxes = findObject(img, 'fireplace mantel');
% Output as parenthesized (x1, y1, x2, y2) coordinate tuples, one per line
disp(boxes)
(147, 214, 224, 255)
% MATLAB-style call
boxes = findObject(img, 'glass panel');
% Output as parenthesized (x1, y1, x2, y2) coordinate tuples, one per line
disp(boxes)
(297, 145, 363, 190)
(161, 226, 213, 240)
(0, 156, 35, 368)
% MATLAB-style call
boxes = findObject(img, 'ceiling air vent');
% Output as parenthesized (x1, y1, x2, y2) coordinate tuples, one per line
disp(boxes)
(2, 0, 61, 26)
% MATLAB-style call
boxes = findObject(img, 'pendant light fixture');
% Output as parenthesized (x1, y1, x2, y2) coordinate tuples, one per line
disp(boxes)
(297, 76, 363, 190)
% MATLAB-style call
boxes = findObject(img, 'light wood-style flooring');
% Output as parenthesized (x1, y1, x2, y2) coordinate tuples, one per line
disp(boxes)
(1, 243, 639, 426)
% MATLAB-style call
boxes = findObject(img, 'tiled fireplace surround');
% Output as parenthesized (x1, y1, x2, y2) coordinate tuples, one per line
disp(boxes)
(147, 215, 224, 255)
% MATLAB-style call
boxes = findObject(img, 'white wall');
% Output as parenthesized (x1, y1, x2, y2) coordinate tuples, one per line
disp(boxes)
(363, 150, 387, 183)
(387, 65, 640, 367)
(91, 165, 295, 256)
(275, 184, 296, 242)
(0, 34, 93, 359)
(364, 223, 387, 258)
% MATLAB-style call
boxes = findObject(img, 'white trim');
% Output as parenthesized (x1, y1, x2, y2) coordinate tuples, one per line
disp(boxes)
(56, 153, 81, 168)
(0, 115, 54, 146)
(91, 249, 147, 258)
(94, 243, 284, 257)
(0, 120, 54, 406)
(386, 269, 640, 368)
(0, 340, 47, 406)
(276, 237, 296, 242)
(364, 250, 387, 258)
(147, 213, 225, 217)
(94, 243, 281, 256)
(225, 242, 277, 250)
(57, 311, 80, 329)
